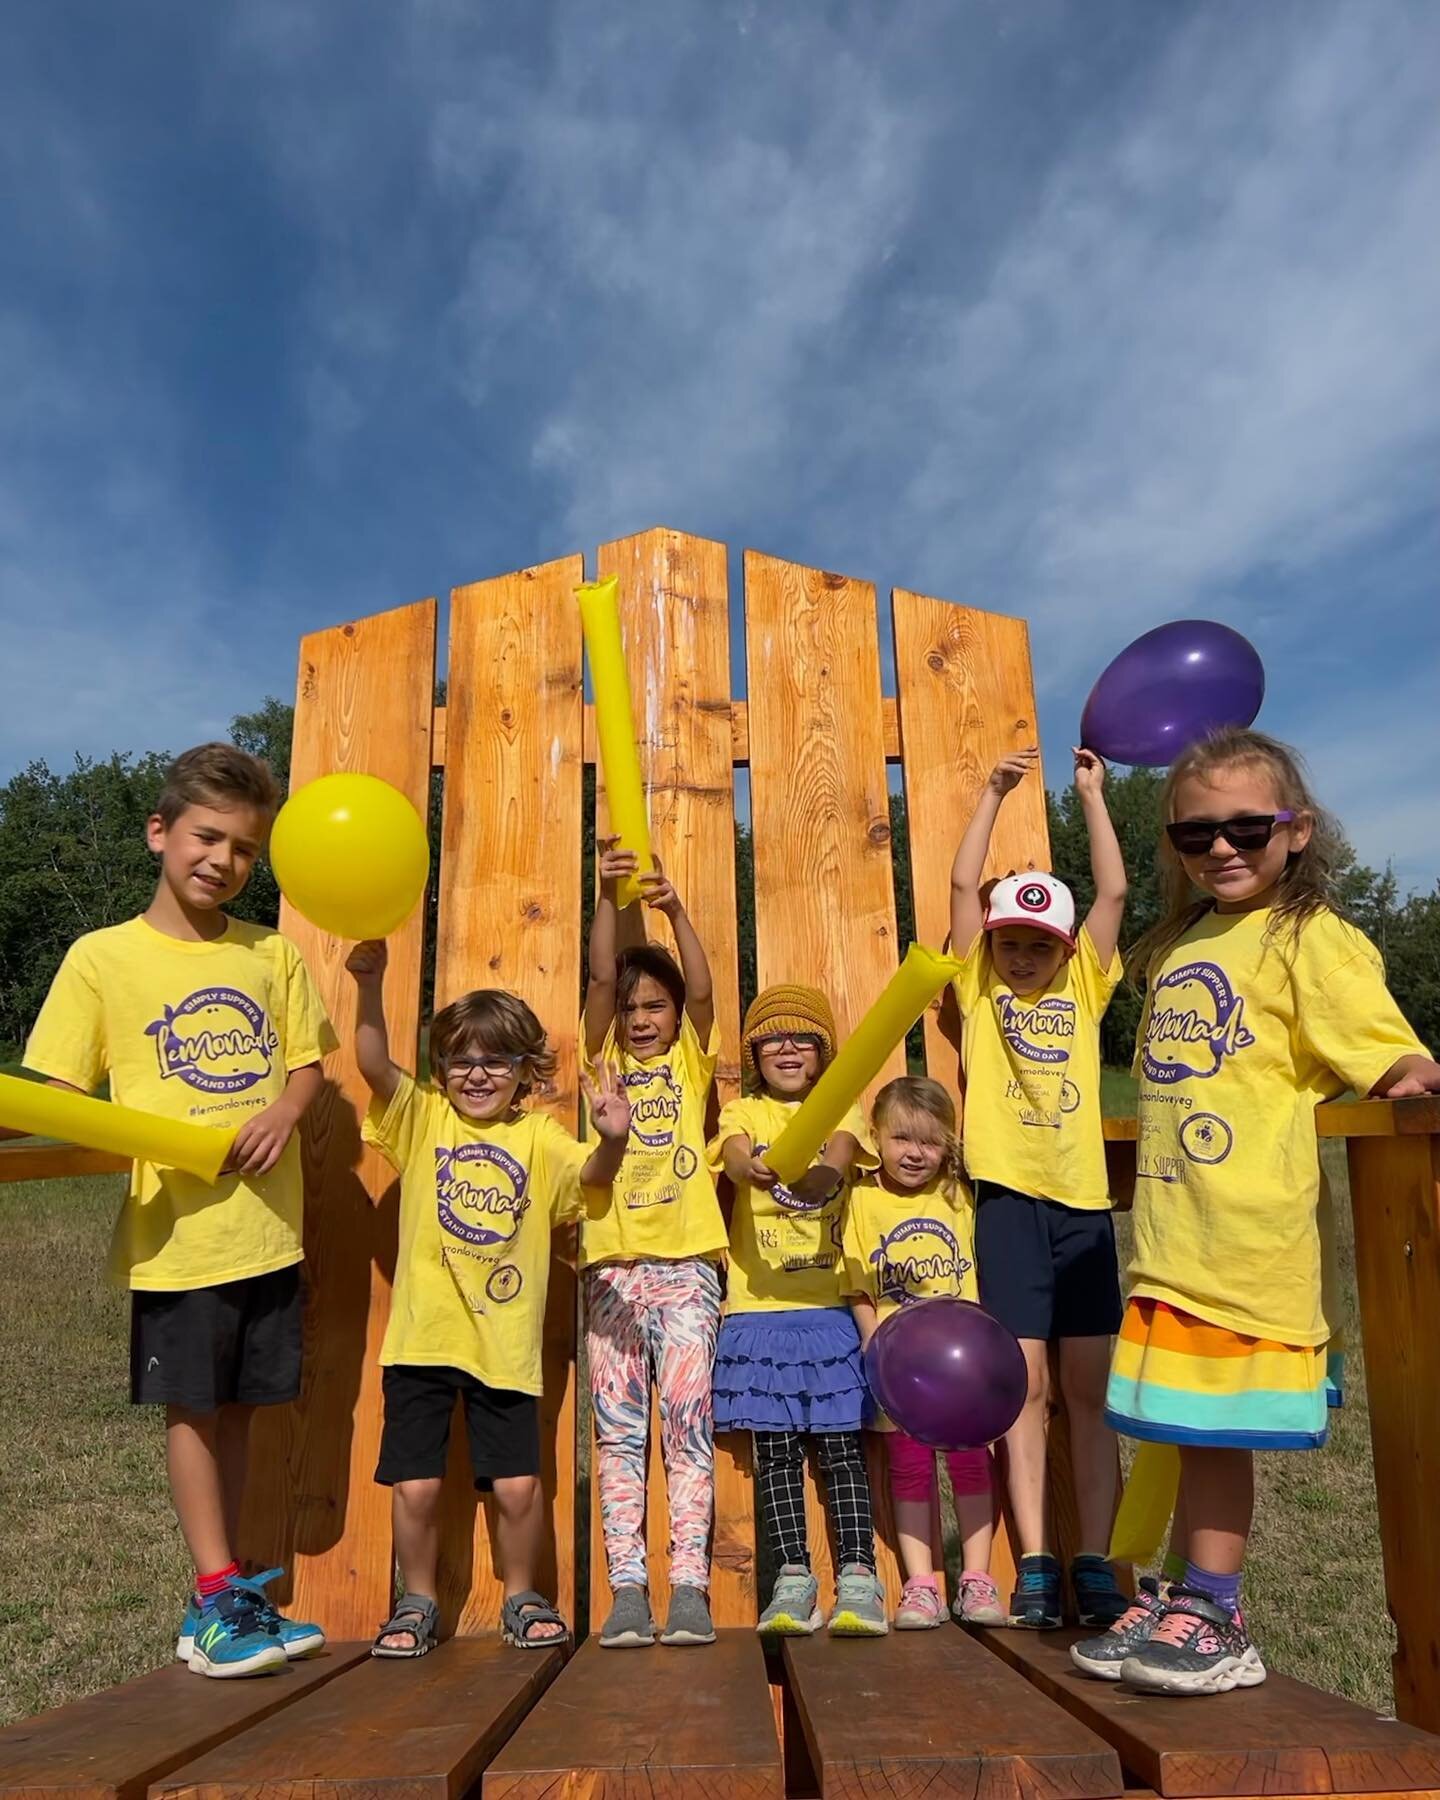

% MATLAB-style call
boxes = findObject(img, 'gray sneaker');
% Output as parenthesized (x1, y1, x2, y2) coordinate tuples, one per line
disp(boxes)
(660, 1584, 716, 1646)
(599, 1584, 656, 1648)
(1069, 1577, 1167, 1680)
(829, 1562, 888, 1637)
(756, 1564, 821, 1636)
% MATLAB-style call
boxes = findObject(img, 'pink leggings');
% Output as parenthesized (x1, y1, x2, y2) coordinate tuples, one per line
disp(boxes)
(887, 1429, 993, 1502)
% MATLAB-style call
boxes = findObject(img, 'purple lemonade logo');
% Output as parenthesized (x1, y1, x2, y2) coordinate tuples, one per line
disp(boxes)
(871, 1216, 971, 1306)
(997, 993, 1076, 1065)
(145, 987, 278, 1094)
(1142, 961, 1254, 1085)
(434, 1141, 531, 1247)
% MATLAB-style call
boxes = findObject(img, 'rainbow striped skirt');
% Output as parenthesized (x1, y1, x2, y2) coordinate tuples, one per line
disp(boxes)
(1105, 1298, 1332, 1452)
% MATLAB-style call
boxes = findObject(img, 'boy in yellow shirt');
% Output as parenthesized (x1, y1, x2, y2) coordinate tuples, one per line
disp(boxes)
(347, 939, 631, 1655)
(20, 744, 335, 1677)
(950, 745, 1127, 1631)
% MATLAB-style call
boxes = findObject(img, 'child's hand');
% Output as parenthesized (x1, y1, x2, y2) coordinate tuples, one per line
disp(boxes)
(790, 1164, 842, 1205)
(1376, 1056, 1440, 1098)
(987, 748, 1039, 795)
(224, 1098, 301, 1178)
(346, 940, 388, 986)
(745, 1154, 779, 1188)
(582, 1062, 632, 1140)
(1072, 746, 1107, 798)
(598, 837, 640, 892)
(638, 855, 681, 918)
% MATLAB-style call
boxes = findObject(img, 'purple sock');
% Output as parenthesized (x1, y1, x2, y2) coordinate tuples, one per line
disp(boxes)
(1183, 1561, 1241, 1614)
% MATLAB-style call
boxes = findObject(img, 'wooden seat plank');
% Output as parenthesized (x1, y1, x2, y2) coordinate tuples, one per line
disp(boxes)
(784, 1627, 1124, 1799)
(482, 1630, 782, 1796)
(149, 1638, 561, 1800)
(0, 1646, 368, 1800)
(978, 1628, 1440, 1797)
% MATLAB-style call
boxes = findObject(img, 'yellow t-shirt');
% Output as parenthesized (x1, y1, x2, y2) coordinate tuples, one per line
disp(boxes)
(363, 1072, 589, 1393)
(579, 1013, 727, 1268)
(24, 915, 335, 1291)
(711, 1093, 875, 1312)
(1130, 906, 1426, 1345)
(841, 1172, 979, 1323)
(953, 926, 1119, 1211)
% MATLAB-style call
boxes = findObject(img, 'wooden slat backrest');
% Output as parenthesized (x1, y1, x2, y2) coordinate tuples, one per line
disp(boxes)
(743, 549, 907, 1609)
(583, 529, 756, 1630)
(242, 599, 437, 1639)
(434, 557, 585, 1634)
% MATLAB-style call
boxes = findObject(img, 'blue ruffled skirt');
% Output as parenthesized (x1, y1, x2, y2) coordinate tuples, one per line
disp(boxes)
(712, 1307, 867, 1433)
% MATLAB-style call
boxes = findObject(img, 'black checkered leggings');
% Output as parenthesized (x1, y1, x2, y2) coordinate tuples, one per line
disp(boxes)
(753, 1429, 876, 1572)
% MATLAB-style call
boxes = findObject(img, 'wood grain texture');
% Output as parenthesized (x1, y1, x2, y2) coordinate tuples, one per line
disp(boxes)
(436, 557, 585, 1638)
(242, 600, 437, 1641)
(584, 529, 751, 1629)
(150, 1638, 560, 1800)
(1347, 1133, 1440, 1733)
(0, 1145, 129, 1182)
(483, 1631, 782, 1797)
(0, 1647, 368, 1800)
(784, 1627, 1123, 1800)
(979, 1627, 1440, 1796)
(743, 550, 906, 1608)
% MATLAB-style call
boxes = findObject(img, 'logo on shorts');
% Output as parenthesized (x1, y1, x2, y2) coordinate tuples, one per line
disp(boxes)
(997, 993, 1076, 1066)
(435, 1142, 532, 1248)
(146, 987, 279, 1093)
(1179, 1112, 1234, 1165)
(672, 1144, 698, 1181)
(486, 1264, 524, 1304)
(871, 1217, 971, 1307)
(1141, 960, 1254, 1085)
(623, 1061, 682, 1150)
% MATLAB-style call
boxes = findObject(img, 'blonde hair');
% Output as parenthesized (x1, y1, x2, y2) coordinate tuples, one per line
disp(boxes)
(156, 743, 279, 825)
(429, 989, 557, 1101)
(1127, 727, 1346, 986)
(872, 1075, 965, 1185)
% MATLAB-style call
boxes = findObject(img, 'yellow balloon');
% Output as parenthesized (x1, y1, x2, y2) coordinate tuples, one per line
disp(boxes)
(764, 944, 964, 1186)
(1109, 1442, 1181, 1564)
(576, 575, 654, 909)
(270, 774, 429, 940)
(0, 1073, 233, 1183)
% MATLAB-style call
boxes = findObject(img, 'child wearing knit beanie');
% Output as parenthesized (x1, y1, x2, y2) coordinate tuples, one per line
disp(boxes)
(709, 984, 887, 1638)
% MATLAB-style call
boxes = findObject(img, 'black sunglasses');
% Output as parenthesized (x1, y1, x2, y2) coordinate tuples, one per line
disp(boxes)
(1165, 811, 1294, 856)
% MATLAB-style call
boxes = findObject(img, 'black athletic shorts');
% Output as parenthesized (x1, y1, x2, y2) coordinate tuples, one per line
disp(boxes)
(375, 1365, 540, 1492)
(974, 1183, 1123, 1341)
(130, 1264, 303, 1411)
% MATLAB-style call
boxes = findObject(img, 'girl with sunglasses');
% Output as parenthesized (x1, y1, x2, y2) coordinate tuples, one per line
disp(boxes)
(711, 985, 887, 1637)
(1073, 727, 1439, 1696)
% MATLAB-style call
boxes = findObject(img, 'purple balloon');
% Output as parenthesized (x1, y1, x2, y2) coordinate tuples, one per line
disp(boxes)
(864, 1297, 1027, 1451)
(1080, 620, 1264, 767)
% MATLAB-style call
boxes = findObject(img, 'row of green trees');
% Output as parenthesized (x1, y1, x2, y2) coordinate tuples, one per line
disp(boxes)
(2, 699, 1436, 1066)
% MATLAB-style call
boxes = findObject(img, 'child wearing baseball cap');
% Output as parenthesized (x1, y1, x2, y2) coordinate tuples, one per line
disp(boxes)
(949, 746, 1128, 1631)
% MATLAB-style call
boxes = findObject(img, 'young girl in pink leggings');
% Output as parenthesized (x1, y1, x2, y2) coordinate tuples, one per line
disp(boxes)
(844, 1077, 1004, 1627)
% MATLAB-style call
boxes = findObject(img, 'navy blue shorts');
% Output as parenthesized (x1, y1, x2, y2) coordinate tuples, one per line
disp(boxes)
(974, 1183, 1122, 1341)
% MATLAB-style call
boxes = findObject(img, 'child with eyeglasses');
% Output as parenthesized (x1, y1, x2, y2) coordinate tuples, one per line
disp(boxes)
(1071, 728, 1439, 1696)
(710, 985, 886, 1638)
(346, 940, 631, 1657)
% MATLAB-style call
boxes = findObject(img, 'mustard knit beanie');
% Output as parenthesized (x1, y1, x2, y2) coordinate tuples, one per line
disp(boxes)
(741, 984, 837, 1077)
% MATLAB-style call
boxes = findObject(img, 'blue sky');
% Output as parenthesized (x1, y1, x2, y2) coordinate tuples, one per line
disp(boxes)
(3, 0, 1438, 886)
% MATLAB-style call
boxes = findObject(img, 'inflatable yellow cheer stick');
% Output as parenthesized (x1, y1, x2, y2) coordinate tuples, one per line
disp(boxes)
(764, 944, 963, 1186)
(576, 574, 653, 910)
(0, 1073, 234, 1183)
(1109, 1442, 1181, 1564)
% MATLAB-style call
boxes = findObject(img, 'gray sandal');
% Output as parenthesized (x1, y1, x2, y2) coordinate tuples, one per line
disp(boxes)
(600, 1584, 656, 1648)
(501, 1589, 571, 1649)
(371, 1592, 439, 1658)
(660, 1585, 716, 1646)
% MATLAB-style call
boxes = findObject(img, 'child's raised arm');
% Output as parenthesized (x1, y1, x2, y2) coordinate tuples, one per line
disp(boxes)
(584, 840, 637, 1060)
(579, 1063, 633, 1186)
(639, 859, 715, 1044)
(1073, 747, 1127, 967)
(345, 939, 403, 1102)
(950, 749, 1039, 953)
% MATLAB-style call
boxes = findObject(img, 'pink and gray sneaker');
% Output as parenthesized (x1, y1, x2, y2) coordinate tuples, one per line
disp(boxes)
(1119, 1588, 1267, 1695)
(1069, 1576, 1168, 1680)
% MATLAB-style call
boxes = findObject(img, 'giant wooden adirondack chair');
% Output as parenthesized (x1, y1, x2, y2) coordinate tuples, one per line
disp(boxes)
(5, 529, 1440, 1799)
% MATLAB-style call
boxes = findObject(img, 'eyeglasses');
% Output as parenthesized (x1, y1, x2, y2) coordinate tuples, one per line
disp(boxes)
(753, 1032, 823, 1055)
(444, 1054, 523, 1081)
(1165, 812, 1294, 856)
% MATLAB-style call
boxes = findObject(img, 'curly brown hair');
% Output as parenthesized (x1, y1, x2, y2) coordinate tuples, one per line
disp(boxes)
(1127, 727, 1347, 987)
(155, 743, 280, 825)
(871, 1075, 966, 1185)
(429, 989, 557, 1101)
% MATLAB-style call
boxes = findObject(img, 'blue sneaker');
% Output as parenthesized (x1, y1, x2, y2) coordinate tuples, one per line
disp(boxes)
(185, 1587, 287, 1678)
(1071, 1554, 1130, 1629)
(1008, 1552, 1063, 1629)
(178, 1569, 325, 1662)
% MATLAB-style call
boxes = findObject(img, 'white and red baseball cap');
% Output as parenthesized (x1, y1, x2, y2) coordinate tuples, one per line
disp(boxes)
(983, 871, 1077, 949)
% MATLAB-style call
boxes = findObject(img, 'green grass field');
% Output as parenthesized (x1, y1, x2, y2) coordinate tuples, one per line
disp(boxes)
(0, 1138, 1395, 1726)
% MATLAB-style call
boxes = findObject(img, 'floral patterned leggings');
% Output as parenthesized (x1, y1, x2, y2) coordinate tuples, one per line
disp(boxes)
(585, 1256, 722, 1592)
